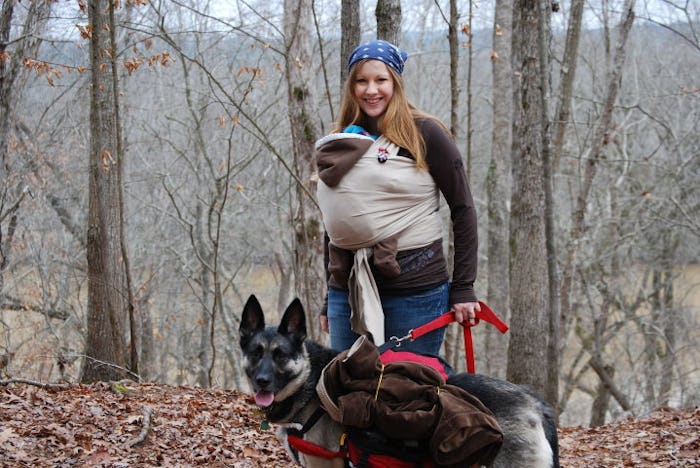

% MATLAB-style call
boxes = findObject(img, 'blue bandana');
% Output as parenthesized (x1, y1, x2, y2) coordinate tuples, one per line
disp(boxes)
(347, 40, 408, 75)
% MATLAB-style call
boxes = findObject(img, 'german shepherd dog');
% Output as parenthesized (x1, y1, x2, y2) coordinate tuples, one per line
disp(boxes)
(239, 295, 560, 468)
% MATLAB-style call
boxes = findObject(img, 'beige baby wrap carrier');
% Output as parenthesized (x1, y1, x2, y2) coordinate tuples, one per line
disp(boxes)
(316, 133, 443, 345)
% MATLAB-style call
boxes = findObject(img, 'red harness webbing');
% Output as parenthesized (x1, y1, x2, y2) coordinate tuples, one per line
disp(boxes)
(410, 301, 508, 373)
(287, 434, 347, 460)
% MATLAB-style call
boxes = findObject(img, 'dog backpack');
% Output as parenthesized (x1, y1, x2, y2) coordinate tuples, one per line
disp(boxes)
(310, 305, 509, 467)
(317, 336, 503, 468)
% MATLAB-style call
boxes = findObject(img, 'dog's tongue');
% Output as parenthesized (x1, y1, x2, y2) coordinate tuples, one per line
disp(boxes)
(255, 391, 274, 407)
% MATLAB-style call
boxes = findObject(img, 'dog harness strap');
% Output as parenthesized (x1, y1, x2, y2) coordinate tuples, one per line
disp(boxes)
(285, 407, 348, 460)
(409, 301, 509, 373)
(300, 407, 327, 434)
(287, 434, 348, 460)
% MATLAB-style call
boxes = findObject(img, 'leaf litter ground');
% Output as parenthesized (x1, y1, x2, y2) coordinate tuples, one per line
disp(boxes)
(1, 381, 698, 467)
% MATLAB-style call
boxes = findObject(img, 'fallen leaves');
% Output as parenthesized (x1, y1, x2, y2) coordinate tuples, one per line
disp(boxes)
(1, 382, 290, 467)
(1, 381, 697, 467)
(559, 406, 699, 467)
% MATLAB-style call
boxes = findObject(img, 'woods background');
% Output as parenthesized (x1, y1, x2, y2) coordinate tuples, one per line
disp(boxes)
(1, 0, 698, 429)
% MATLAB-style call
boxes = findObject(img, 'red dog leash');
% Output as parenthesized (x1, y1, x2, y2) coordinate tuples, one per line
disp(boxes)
(389, 301, 508, 373)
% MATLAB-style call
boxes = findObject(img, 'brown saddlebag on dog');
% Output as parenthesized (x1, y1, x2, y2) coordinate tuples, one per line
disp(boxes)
(316, 335, 503, 467)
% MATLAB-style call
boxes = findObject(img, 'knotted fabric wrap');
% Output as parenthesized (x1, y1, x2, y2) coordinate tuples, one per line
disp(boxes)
(347, 247, 384, 344)
(316, 134, 443, 345)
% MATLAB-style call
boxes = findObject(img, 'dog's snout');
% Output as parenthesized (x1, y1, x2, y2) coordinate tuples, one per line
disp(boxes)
(255, 375, 272, 390)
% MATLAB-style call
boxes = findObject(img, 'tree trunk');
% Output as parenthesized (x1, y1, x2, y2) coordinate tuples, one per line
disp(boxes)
(376, 0, 402, 45)
(463, 0, 474, 179)
(447, 0, 459, 139)
(506, 0, 549, 394)
(0, 0, 51, 314)
(535, 0, 560, 413)
(443, 0, 462, 371)
(551, 0, 585, 171)
(340, 0, 361, 86)
(284, 0, 324, 341)
(652, 250, 676, 407)
(197, 248, 212, 388)
(136, 289, 155, 381)
(589, 356, 631, 411)
(81, 0, 131, 383)
(484, 0, 514, 379)
(590, 363, 614, 426)
(0, 0, 20, 305)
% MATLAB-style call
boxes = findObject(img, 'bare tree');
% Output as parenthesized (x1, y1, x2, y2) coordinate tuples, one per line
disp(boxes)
(376, 0, 402, 45)
(558, 0, 636, 368)
(506, 0, 550, 394)
(81, 0, 133, 383)
(536, 0, 560, 412)
(437, 0, 463, 370)
(484, 0, 514, 379)
(340, 0, 361, 86)
(541, 0, 586, 419)
(0, 0, 51, 323)
(284, 0, 324, 340)
(463, 0, 474, 178)
(552, 0, 585, 170)
(447, 0, 460, 139)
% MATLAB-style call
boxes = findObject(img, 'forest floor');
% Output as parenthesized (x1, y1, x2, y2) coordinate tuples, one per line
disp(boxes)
(1, 380, 698, 467)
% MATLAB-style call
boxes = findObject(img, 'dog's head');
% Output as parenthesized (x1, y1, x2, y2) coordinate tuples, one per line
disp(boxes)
(239, 295, 310, 409)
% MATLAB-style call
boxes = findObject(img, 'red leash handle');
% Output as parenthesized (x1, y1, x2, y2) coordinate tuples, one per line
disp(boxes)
(410, 301, 509, 374)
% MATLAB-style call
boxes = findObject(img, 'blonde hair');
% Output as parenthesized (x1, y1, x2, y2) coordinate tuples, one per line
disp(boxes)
(334, 61, 447, 170)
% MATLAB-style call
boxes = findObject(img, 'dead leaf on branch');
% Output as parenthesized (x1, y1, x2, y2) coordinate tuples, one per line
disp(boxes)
(22, 57, 62, 87)
(76, 24, 93, 40)
(101, 149, 115, 171)
(238, 66, 263, 77)
(124, 52, 175, 75)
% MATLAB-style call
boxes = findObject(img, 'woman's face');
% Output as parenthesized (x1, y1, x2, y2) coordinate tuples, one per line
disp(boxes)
(353, 60, 394, 123)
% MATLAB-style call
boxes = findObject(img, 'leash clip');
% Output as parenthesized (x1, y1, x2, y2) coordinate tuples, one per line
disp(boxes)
(388, 329, 414, 348)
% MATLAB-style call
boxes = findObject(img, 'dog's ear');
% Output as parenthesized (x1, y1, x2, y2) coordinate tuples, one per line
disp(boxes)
(240, 295, 265, 347)
(278, 298, 307, 344)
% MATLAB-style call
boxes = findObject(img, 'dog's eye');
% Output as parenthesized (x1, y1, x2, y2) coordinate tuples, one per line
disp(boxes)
(251, 345, 264, 359)
(272, 348, 287, 364)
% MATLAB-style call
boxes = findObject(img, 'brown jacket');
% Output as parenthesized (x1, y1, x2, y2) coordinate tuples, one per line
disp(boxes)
(316, 336, 503, 466)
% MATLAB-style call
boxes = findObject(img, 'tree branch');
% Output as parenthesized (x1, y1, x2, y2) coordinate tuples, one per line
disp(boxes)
(126, 406, 154, 447)
(588, 357, 632, 411)
(0, 377, 70, 390)
(1, 299, 70, 320)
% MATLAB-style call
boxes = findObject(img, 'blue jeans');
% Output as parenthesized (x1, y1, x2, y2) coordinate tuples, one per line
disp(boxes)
(327, 282, 449, 355)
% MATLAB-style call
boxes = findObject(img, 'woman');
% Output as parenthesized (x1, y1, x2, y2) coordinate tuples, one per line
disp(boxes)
(315, 39, 480, 355)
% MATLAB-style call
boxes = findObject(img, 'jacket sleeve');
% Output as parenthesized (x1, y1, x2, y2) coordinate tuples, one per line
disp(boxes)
(421, 119, 478, 304)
